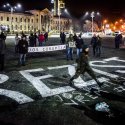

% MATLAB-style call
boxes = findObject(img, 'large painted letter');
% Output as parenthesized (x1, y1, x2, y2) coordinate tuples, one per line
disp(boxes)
(20, 68, 74, 97)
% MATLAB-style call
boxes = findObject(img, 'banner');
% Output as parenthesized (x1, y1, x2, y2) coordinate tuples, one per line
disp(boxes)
(28, 45, 66, 53)
(68, 42, 76, 48)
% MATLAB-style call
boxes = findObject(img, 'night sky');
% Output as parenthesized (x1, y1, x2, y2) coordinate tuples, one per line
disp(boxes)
(0, 0, 125, 21)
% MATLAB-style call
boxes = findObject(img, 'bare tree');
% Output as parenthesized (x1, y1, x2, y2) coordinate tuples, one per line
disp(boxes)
(83, 20, 99, 32)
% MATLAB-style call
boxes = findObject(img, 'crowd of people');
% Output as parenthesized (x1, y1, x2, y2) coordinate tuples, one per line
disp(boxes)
(60, 32, 103, 61)
(0, 31, 124, 73)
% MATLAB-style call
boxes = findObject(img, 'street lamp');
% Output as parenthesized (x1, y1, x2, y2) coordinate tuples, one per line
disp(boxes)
(89, 11, 101, 35)
(91, 11, 94, 35)
(58, 5, 61, 33)
(58, 0, 65, 33)
(3, 3, 21, 33)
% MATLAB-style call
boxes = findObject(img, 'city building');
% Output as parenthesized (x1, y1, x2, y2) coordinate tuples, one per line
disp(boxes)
(0, 8, 72, 34)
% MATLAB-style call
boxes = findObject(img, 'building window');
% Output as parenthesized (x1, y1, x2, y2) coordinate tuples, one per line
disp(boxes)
(24, 26, 26, 30)
(32, 26, 33, 30)
(7, 17, 9, 21)
(11, 25, 13, 30)
(28, 19, 30, 23)
(15, 25, 17, 30)
(24, 19, 26, 22)
(1, 16, 3, 21)
(15, 18, 18, 22)
(20, 25, 22, 30)
(36, 19, 38, 23)
(12, 17, 13, 22)
(20, 18, 23, 22)
(32, 19, 33, 23)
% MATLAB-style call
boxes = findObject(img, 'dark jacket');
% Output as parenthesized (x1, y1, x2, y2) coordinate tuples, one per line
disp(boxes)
(97, 36, 102, 46)
(18, 40, 28, 54)
(0, 38, 6, 54)
(76, 38, 84, 49)
(91, 36, 98, 46)
(29, 35, 35, 47)
(60, 32, 66, 41)
(77, 53, 89, 72)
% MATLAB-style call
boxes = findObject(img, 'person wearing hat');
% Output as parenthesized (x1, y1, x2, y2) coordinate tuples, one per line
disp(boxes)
(69, 45, 103, 87)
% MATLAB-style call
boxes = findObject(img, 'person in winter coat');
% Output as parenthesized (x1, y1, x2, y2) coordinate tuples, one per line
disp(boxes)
(60, 32, 66, 44)
(18, 35, 28, 66)
(34, 33, 38, 47)
(66, 34, 75, 60)
(15, 33, 20, 53)
(44, 32, 48, 42)
(96, 35, 102, 57)
(38, 33, 45, 46)
(76, 34, 84, 58)
(0, 33, 6, 71)
(91, 34, 98, 56)
(29, 33, 35, 47)
(115, 33, 123, 49)
(69, 45, 103, 88)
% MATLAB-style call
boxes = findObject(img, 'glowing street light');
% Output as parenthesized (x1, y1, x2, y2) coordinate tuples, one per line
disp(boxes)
(115, 21, 118, 25)
(3, 3, 22, 33)
(97, 12, 100, 15)
(85, 12, 89, 16)
(120, 19, 123, 22)
(91, 11, 95, 35)
(103, 19, 108, 24)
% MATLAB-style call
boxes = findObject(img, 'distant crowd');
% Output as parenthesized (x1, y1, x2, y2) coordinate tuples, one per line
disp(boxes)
(0, 31, 124, 72)
(60, 32, 102, 61)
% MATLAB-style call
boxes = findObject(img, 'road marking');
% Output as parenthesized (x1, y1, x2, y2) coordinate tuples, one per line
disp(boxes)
(48, 65, 70, 70)
(90, 57, 125, 68)
(20, 68, 74, 98)
(93, 68, 119, 78)
(0, 89, 34, 104)
(116, 70, 125, 73)
(0, 74, 9, 84)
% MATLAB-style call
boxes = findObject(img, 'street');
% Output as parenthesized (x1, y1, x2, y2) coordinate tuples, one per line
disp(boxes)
(0, 36, 125, 125)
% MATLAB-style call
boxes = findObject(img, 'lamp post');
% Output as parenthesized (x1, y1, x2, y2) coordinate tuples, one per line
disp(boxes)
(91, 12, 94, 35)
(58, 8, 61, 33)
(58, 0, 61, 33)
(51, 0, 65, 33)
(3, 3, 21, 33)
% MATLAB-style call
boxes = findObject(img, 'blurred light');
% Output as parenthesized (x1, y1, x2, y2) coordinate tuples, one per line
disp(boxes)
(64, 8, 68, 13)
(120, 19, 123, 22)
(113, 26, 116, 30)
(51, 0, 54, 3)
(91, 11, 95, 17)
(7, 3, 10, 6)
(85, 20, 89, 23)
(85, 12, 89, 16)
(17, 4, 21, 8)
(115, 21, 118, 25)
(51, 9, 54, 12)
(3, 5, 6, 8)
(97, 12, 100, 15)
(14, 6, 17, 9)
(91, 11, 94, 14)
(103, 19, 107, 24)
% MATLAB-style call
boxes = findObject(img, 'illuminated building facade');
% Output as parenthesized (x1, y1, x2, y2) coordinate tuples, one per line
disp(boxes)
(0, 7, 72, 33)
